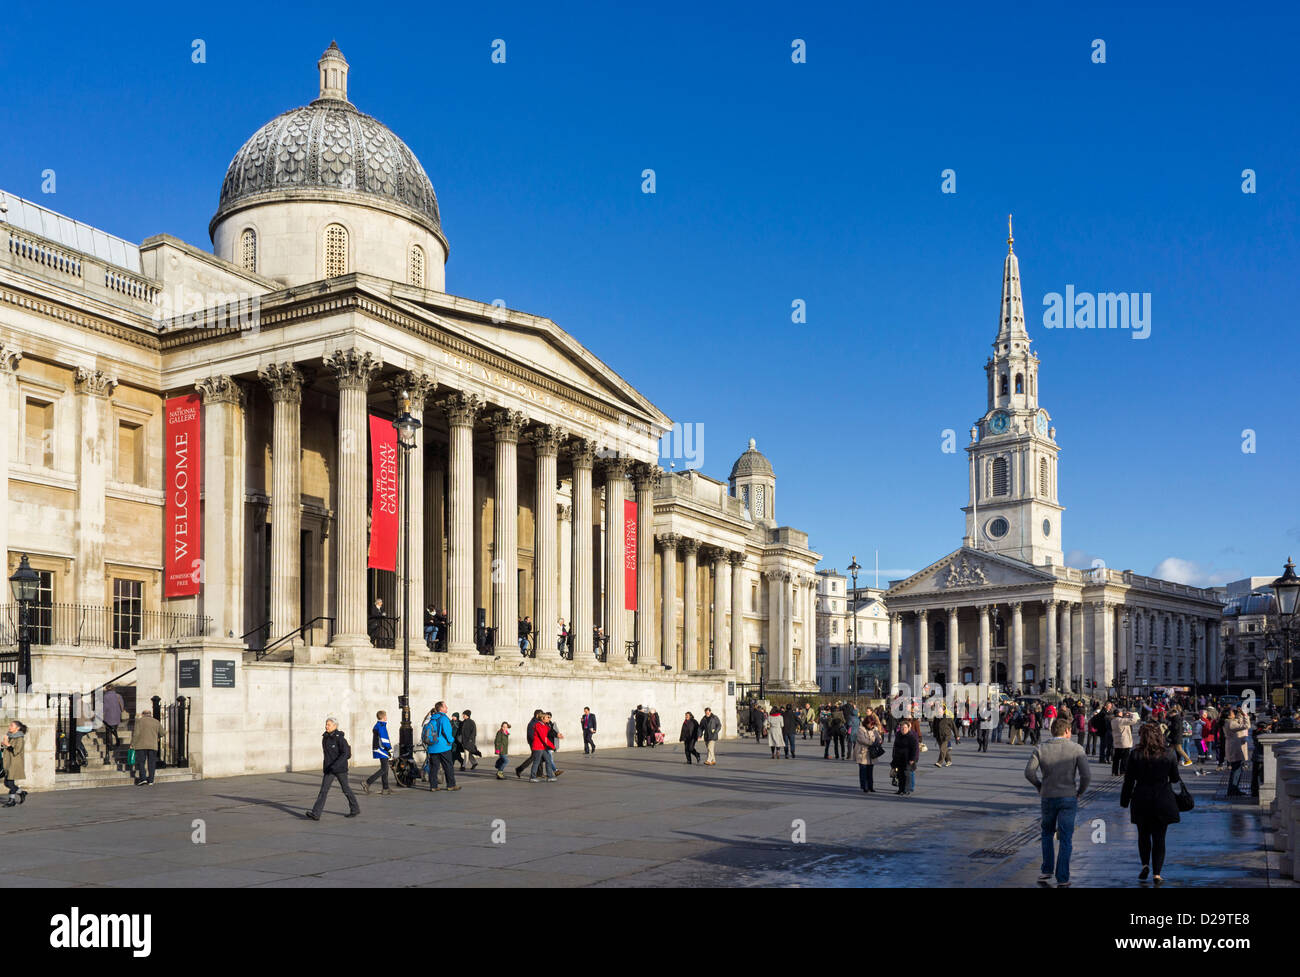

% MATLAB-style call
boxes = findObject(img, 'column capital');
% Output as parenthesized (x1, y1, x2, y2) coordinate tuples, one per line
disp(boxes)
(630, 463, 664, 492)
(528, 424, 568, 456)
(889, 611, 902, 624)
(565, 437, 597, 467)
(258, 362, 304, 404)
(727, 550, 746, 568)
(1010, 600, 1023, 613)
(917, 608, 929, 621)
(1044, 597, 1059, 609)
(656, 532, 681, 551)
(438, 391, 481, 428)
(384, 372, 436, 412)
(680, 537, 700, 557)
(703, 545, 727, 567)
(1090, 599, 1107, 611)
(325, 348, 382, 390)
(599, 456, 633, 483)
(0, 344, 22, 374)
(489, 408, 529, 443)
(195, 375, 244, 406)
(977, 604, 991, 616)
(74, 367, 117, 398)
(558, 503, 572, 522)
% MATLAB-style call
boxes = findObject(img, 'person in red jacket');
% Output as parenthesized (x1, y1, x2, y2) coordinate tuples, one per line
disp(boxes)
(528, 714, 556, 782)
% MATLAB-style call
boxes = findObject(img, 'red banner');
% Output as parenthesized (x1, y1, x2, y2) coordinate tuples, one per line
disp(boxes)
(164, 394, 202, 597)
(368, 414, 399, 571)
(624, 499, 637, 611)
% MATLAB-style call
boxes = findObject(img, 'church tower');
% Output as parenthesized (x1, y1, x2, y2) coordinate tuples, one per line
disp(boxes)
(962, 219, 1064, 566)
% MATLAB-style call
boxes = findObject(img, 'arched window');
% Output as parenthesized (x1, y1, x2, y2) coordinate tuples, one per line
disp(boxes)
(992, 457, 1009, 495)
(239, 228, 257, 273)
(999, 375, 1009, 396)
(324, 223, 348, 278)
(1015, 373, 1024, 394)
(408, 245, 426, 287)
(1039, 458, 1049, 497)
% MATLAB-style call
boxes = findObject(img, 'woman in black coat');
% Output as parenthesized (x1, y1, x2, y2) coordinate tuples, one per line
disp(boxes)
(1120, 722, 1183, 883)
(891, 718, 919, 795)
(680, 712, 701, 765)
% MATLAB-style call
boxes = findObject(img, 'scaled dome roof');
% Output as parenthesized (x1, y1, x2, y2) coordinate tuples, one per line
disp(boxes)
(730, 438, 774, 479)
(210, 44, 444, 245)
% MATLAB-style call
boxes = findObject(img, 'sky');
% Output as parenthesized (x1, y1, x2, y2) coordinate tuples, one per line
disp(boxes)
(1, 1, 1296, 589)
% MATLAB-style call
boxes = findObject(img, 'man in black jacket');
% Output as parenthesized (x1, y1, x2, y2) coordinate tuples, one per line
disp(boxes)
(581, 707, 597, 754)
(306, 717, 360, 820)
(933, 709, 958, 767)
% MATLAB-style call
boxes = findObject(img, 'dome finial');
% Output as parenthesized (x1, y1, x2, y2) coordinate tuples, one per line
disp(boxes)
(317, 41, 350, 102)
(748, 438, 756, 450)
(1007, 213, 1014, 253)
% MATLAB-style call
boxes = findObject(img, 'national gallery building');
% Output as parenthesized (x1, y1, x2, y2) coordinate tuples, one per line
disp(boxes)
(883, 227, 1223, 699)
(0, 44, 817, 778)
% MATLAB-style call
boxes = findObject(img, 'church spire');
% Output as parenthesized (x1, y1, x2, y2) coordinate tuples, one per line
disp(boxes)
(996, 215, 1028, 344)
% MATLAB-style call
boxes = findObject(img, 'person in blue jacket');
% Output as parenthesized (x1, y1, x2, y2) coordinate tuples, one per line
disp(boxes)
(364, 710, 392, 795)
(423, 701, 460, 791)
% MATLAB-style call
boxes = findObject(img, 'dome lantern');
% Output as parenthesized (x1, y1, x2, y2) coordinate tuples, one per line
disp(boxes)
(318, 41, 349, 103)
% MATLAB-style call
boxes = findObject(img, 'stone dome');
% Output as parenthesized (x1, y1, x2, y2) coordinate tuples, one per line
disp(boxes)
(209, 44, 445, 247)
(729, 438, 774, 479)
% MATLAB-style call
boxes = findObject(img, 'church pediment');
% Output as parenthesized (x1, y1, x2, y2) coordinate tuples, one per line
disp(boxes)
(885, 547, 1057, 600)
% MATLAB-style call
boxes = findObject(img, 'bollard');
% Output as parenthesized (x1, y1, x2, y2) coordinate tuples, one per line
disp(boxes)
(1276, 757, 1300, 848)
(1283, 778, 1300, 875)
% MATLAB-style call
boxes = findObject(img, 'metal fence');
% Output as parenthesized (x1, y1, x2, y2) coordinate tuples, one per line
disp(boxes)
(0, 603, 210, 650)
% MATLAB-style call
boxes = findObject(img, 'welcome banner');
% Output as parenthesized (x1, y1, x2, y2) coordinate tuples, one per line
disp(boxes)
(624, 499, 637, 610)
(368, 414, 399, 571)
(164, 394, 202, 597)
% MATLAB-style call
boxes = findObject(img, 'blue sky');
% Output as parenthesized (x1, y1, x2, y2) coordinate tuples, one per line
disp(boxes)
(2, 1, 1296, 588)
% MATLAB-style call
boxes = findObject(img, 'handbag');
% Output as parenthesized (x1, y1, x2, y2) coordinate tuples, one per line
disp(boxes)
(869, 741, 885, 760)
(1174, 780, 1194, 812)
(127, 747, 136, 766)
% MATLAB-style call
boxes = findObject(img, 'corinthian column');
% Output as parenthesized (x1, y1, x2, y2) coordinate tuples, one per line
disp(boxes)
(529, 425, 565, 658)
(1010, 600, 1024, 693)
(711, 550, 728, 672)
(74, 368, 117, 606)
(888, 612, 901, 694)
(729, 551, 746, 673)
(324, 350, 379, 652)
(947, 607, 959, 691)
(601, 457, 631, 664)
(978, 605, 991, 686)
(426, 444, 445, 611)
(916, 609, 929, 690)
(567, 438, 596, 659)
(658, 534, 680, 667)
(387, 373, 434, 652)
(257, 364, 303, 641)
(631, 465, 660, 665)
(490, 409, 527, 655)
(1045, 599, 1058, 692)
(0, 345, 22, 587)
(195, 376, 246, 638)
(681, 538, 699, 670)
(440, 392, 480, 657)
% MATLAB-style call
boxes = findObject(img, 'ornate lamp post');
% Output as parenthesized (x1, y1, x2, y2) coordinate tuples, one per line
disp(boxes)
(847, 556, 861, 695)
(8, 554, 38, 691)
(1122, 612, 1131, 702)
(1270, 558, 1300, 712)
(392, 396, 422, 763)
(756, 646, 768, 701)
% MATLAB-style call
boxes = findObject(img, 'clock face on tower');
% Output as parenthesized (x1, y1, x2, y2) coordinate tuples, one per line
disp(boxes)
(988, 411, 1010, 435)
(1036, 410, 1049, 435)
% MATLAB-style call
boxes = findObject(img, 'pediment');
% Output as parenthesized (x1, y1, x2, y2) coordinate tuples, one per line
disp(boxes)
(885, 547, 1057, 600)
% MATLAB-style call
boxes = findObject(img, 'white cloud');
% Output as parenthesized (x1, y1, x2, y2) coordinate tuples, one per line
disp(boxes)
(1150, 557, 1241, 588)
(1064, 549, 1105, 570)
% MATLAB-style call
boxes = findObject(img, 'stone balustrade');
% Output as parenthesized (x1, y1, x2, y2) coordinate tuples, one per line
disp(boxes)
(1262, 735, 1300, 878)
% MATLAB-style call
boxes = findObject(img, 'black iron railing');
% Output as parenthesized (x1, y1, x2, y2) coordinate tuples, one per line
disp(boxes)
(257, 616, 335, 660)
(369, 615, 400, 650)
(626, 639, 639, 664)
(0, 603, 209, 650)
(159, 695, 190, 768)
(242, 621, 273, 651)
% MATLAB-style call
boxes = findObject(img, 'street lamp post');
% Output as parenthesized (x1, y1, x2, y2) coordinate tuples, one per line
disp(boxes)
(392, 396, 422, 764)
(756, 646, 768, 701)
(8, 554, 38, 692)
(1122, 612, 1131, 701)
(847, 556, 861, 695)
(1270, 558, 1300, 713)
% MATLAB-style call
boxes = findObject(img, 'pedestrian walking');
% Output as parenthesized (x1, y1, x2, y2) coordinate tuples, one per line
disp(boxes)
(581, 707, 597, 754)
(132, 709, 162, 786)
(767, 706, 785, 758)
(363, 710, 392, 795)
(494, 722, 510, 779)
(782, 702, 798, 758)
(528, 713, 557, 782)
(855, 713, 882, 793)
(458, 709, 480, 771)
(0, 720, 28, 806)
(1120, 722, 1185, 884)
(74, 693, 94, 766)
(824, 709, 846, 759)
(1025, 717, 1091, 887)
(932, 708, 957, 768)
(680, 712, 701, 764)
(422, 701, 460, 791)
(1224, 707, 1251, 796)
(101, 685, 126, 756)
(700, 707, 721, 765)
(891, 718, 918, 795)
(517, 710, 546, 779)
(305, 717, 360, 820)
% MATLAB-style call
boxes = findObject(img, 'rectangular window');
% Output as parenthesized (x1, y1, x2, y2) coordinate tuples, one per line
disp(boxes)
(116, 420, 144, 484)
(831, 648, 839, 665)
(24, 398, 54, 468)
(111, 578, 143, 649)
(751, 585, 757, 612)
(29, 570, 54, 645)
(831, 676, 839, 693)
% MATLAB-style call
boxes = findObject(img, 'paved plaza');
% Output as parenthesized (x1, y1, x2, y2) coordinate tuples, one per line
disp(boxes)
(0, 735, 1284, 888)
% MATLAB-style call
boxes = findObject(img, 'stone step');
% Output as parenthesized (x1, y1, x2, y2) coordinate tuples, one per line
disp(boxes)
(50, 767, 197, 791)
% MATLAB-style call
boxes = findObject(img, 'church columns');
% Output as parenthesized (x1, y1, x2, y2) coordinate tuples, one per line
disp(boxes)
(195, 376, 246, 638)
(567, 439, 596, 660)
(426, 446, 445, 612)
(805, 578, 818, 685)
(441, 392, 480, 657)
(889, 612, 901, 692)
(729, 551, 746, 673)
(947, 607, 959, 690)
(1092, 601, 1112, 691)
(632, 465, 659, 665)
(258, 363, 302, 642)
(783, 573, 795, 682)
(1010, 601, 1024, 692)
(977, 604, 991, 686)
(529, 425, 563, 659)
(658, 534, 678, 667)
(489, 410, 526, 655)
(73, 368, 117, 607)
(601, 458, 631, 664)
(767, 572, 783, 684)
(711, 550, 728, 672)
(681, 538, 699, 670)
(1044, 599, 1058, 692)
(916, 609, 929, 689)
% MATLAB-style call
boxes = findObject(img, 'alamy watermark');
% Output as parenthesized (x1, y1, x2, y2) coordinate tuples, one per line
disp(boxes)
(1042, 286, 1150, 340)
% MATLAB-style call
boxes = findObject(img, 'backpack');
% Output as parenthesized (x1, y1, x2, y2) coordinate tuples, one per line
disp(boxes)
(422, 716, 439, 749)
